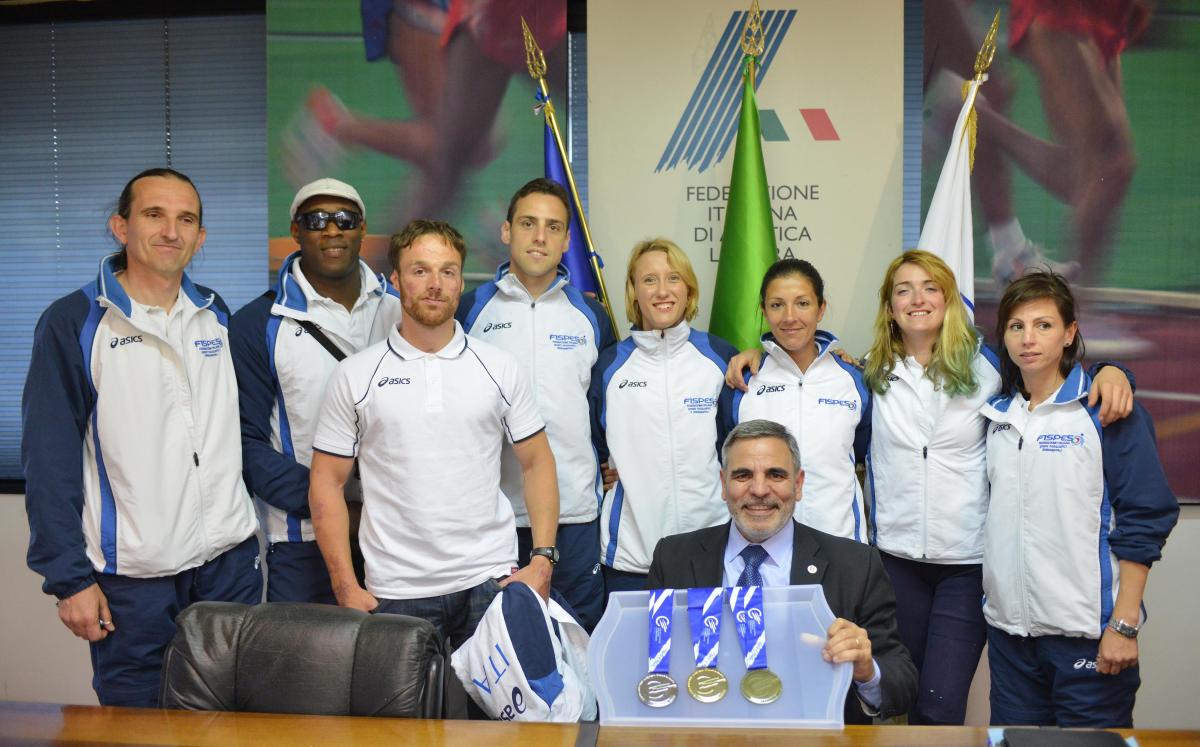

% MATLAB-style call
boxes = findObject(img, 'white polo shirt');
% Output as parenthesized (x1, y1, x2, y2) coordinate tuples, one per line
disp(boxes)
(313, 320, 544, 599)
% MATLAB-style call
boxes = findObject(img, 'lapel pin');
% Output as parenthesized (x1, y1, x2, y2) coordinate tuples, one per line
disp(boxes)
(807, 564, 817, 574)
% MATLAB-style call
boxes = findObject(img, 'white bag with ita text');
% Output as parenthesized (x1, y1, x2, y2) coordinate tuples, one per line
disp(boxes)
(451, 583, 596, 722)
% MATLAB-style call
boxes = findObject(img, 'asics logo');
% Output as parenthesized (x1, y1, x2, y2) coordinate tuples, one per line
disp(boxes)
(619, 379, 648, 388)
(756, 384, 786, 395)
(483, 321, 512, 332)
(109, 335, 143, 348)
(377, 376, 412, 387)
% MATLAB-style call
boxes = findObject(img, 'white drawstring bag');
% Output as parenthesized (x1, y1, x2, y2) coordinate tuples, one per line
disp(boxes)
(451, 582, 597, 722)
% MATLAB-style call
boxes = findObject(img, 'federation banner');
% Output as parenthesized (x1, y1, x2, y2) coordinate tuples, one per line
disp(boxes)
(588, 1, 904, 353)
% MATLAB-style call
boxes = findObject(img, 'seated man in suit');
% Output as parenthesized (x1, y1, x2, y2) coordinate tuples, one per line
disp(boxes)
(647, 419, 917, 723)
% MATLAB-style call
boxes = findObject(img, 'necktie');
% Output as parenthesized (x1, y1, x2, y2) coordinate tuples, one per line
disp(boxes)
(737, 544, 769, 587)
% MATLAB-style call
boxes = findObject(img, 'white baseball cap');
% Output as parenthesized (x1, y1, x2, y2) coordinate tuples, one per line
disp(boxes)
(290, 177, 366, 221)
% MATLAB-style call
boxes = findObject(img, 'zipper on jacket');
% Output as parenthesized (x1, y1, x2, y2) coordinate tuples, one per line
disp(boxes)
(663, 336, 680, 534)
(921, 444, 929, 557)
(193, 452, 199, 467)
(1016, 426, 1030, 633)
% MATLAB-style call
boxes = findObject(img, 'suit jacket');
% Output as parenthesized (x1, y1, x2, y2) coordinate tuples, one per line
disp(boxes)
(646, 520, 917, 724)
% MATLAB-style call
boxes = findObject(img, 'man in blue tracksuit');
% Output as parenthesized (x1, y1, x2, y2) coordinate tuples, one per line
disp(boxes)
(456, 178, 615, 630)
(230, 178, 402, 604)
(22, 169, 261, 706)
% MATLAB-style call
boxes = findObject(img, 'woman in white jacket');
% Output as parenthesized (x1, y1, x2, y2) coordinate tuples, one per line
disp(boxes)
(589, 238, 736, 596)
(722, 258, 871, 542)
(980, 270, 1176, 728)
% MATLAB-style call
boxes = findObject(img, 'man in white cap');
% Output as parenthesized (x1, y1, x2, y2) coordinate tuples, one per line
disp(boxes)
(230, 177, 402, 603)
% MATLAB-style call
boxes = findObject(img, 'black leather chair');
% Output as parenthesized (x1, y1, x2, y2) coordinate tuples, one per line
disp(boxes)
(160, 601, 465, 718)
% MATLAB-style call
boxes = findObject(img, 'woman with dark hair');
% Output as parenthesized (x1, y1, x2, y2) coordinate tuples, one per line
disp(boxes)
(980, 270, 1177, 728)
(722, 258, 871, 541)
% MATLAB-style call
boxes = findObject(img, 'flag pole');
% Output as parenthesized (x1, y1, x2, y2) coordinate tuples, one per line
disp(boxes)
(521, 18, 618, 333)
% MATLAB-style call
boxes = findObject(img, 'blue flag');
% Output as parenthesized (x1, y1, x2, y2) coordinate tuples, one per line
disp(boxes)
(544, 123, 599, 295)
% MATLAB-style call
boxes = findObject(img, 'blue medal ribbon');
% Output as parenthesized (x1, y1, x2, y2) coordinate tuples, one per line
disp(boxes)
(687, 587, 724, 668)
(728, 586, 768, 670)
(647, 588, 673, 674)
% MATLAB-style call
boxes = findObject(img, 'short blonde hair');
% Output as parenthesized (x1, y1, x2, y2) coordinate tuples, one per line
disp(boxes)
(624, 238, 700, 329)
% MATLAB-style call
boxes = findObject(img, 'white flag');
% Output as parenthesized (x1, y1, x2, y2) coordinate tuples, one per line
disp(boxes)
(918, 77, 984, 320)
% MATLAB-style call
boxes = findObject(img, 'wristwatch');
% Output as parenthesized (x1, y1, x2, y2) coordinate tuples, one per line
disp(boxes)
(530, 546, 559, 565)
(1108, 618, 1140, 639)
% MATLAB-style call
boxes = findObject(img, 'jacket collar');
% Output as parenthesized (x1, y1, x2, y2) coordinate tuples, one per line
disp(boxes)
(493, 261, 570, 303)
(761, 329, 838, 376)
(983, 362, 1089, 421)
(94, 252, 212, 319)
(271, 250, 394, 318)
(692, 520, 828, 587)
(630, 319, 693, 356)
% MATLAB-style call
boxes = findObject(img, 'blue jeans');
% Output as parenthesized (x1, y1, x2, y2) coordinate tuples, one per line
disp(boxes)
(517, 520, 603, 632)
(266, 540, 336, 604)
(988, 625, 1139, 728)
(91, 535, 262, 707)
(881, 552, 986, 725)
(374, 577, 502, 651)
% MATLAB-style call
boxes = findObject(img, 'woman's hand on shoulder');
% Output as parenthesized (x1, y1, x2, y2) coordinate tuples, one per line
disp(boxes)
(725, 348, 762, 391)
(1090, 366, 1134, 426)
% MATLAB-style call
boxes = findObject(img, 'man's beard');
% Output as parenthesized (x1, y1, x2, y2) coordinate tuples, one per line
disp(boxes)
(404, 296, 455, 328)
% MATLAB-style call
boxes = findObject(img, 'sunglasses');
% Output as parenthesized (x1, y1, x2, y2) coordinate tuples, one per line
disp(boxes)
(295, 209, 363, 231)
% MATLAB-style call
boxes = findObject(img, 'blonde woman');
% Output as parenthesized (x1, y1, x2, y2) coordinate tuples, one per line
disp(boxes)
(588, 238, 737, 595)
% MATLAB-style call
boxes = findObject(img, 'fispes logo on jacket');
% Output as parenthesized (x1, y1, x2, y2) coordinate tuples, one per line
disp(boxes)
(817, 397, 857, 412)
(193, 338, 224, 357)
(683, 396, 717, 414)
(1036, 433, 1085, 453)
(549, 333, 587, 351)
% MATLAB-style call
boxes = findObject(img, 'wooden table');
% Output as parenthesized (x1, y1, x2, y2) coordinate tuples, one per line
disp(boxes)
(2, 701, 1197, 746)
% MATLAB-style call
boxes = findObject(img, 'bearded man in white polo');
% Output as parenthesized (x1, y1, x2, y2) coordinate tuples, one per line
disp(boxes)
(309, 219, 559, 646)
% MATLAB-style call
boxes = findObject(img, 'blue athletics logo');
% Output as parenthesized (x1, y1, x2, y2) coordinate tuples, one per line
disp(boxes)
(756, 383, 785, 395)
(683, 396, 718, 414)
(193, 338, 224, 358)
(549, 333, 587, 351)
(818, 397, 857, 412)
(377, 376, 412, 387)
(1037, 433, 1085, 453)
(657, 9, 797, 173)
(483, 321, 512, 333)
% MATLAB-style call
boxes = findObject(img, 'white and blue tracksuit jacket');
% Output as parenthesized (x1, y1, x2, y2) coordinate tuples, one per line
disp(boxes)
(456, 263, 615, 526)
(980, 363, 1177, 639)
(589, 321, 736, 574)
(229, 252, 402, 544)
(724, 331, 871, 541)
(23, 255, 258, 598)
(866, 346, 1001, 564)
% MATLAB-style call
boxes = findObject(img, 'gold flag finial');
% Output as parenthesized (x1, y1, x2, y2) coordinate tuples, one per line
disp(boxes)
(961, 10, 1001, 171)
(740, 0, 766, 57)
(973, 10, 1001, 79)
(522, 16, 547, 81)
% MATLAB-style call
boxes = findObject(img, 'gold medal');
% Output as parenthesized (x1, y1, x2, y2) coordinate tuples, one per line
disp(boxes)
(686, 666, 729, 703)
(636, 672, 678, 708)
(740, 668, 783, 704)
